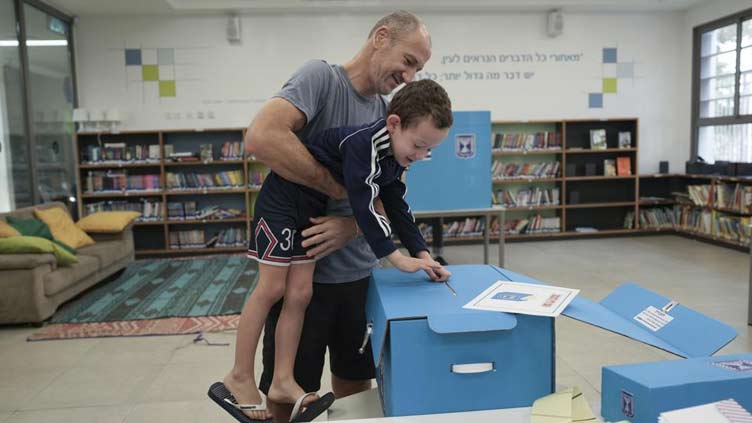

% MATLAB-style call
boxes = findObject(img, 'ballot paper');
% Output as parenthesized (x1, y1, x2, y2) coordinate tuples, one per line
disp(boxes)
(463, 280, 579, 317)
(658, 399, 752, 423)
(531, 386, 628, 423)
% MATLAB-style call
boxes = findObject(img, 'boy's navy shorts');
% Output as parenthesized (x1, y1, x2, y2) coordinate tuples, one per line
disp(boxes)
(247, 172, 328, 267)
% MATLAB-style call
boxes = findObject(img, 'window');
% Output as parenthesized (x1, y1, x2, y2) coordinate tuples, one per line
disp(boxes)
(692, 9, 752, 164)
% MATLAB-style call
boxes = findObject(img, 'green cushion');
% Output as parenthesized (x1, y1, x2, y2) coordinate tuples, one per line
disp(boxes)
(4, 216, 76, 255)
(6, 216, 54, 239)
(0, 236, 78, 266)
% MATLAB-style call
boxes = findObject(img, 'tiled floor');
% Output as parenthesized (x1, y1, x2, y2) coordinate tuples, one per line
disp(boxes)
(0, 235, 749, 422)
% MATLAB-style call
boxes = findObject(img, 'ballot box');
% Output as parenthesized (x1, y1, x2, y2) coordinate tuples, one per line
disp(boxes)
(365, 265, 553, 417)
(365, 265, 738, 417)
(601, 354, 752, 423)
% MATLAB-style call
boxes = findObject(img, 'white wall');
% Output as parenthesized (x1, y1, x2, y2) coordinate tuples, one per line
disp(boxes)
(75, 11, 690, 173)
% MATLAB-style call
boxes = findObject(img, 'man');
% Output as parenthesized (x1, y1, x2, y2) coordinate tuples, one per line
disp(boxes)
(225, 11, 432, 422)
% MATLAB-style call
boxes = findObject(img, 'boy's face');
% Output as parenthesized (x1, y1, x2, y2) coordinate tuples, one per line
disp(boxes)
(386, 114, 449, 168)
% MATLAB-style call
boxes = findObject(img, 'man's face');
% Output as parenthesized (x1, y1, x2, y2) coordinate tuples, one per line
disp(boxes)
(387, 115, 448, 168)
(371, 27, 431, 95)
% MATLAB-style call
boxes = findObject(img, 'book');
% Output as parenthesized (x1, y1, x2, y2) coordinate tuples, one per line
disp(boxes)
(200, 144, 213, 162)
(604, 159, 616, 176)
(617, 156, 632, 176)
(618, 131, 632, 148)
(590, 129, 607, 150)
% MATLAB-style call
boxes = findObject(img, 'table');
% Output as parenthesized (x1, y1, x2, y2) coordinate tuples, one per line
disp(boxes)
(326, 388, 533, 423)
(412, 208, 506, 267)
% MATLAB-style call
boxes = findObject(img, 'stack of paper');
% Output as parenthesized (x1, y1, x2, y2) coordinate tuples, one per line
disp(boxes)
(531, 386, 628, 423)
(658, 399, 752, 423)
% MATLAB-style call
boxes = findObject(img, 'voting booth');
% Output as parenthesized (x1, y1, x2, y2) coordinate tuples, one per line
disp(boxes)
(365, 265, 738, 417)
(601, 354, 752, 423)
(406, 111, 491, 211)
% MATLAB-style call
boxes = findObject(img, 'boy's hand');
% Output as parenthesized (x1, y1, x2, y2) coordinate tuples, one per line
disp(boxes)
(415, 252, 451, 282)
(388, 251, 449, 281)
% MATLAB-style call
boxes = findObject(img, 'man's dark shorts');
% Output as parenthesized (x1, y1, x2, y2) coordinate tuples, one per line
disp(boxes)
(259, 276, 375, 394)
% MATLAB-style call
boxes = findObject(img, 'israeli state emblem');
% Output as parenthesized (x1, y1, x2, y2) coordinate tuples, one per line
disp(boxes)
(455, 134, 476, 159)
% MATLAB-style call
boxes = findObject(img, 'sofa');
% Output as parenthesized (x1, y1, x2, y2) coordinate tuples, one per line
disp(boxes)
(0, 202, 135, 324)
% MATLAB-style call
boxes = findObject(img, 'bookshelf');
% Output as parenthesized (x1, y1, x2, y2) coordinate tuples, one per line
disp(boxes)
(75, 128, 268, 256)
(638, 174, 752, 249)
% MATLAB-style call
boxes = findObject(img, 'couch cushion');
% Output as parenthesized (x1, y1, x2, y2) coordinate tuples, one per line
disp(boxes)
(0, 220, 20, 238)
(77, 241, 130, 267)
(35, 207, 95, 250)
(43, 255, 99, 297)
(0, 236, 78, 266)
(77, 211, 141, 233)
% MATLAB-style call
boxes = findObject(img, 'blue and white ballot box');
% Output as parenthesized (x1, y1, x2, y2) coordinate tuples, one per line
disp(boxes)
(365, 265, 737, 417)
(601, 354, 752, 423)
(405, 111, 491, 211)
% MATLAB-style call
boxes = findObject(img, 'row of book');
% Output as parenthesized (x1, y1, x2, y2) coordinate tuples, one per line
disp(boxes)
(715, 183, 752, 212)
(83, 143, 160, 163)
(168, 227, 247, 249)
(492, 161, 561, 179)
(493, 187, 560, 208)
(504, 215, 561, 234)
(248, 170, 267, 187)
(83, 200, 163, 221)
(416, 215, 561, 238)
(492, 132, 562, 151)
(632, 205, 751, 243)
(167, 202, 244, 220)
(165, 171, 244, 189)
(85, 171, 161, 193)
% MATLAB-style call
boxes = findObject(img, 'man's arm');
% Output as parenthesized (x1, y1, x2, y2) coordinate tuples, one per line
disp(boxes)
(245, 98, 346, 200)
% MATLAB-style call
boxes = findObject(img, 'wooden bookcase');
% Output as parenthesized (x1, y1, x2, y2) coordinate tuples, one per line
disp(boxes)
(638, 174, 752, 249)
(417, 118, 640, 243)
(74, 128, 267, 257)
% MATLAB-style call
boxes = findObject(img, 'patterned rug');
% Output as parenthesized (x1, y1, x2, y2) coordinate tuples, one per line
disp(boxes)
(28, 315, 240, 341)
(49, 255, 256, 323)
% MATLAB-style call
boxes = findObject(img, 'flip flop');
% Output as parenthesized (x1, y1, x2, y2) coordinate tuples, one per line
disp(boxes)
(289, 391, 335, 422)
(207, 381, 273, 423)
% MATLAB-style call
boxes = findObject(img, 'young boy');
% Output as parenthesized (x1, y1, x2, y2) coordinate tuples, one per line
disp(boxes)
(210, 79, 452, 423)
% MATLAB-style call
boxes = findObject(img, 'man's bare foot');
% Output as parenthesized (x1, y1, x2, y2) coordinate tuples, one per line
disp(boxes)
(268, 377, 318, 410)
(222, 373, 273, 421)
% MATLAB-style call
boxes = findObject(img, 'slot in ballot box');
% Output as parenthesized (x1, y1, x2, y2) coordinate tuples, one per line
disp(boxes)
(365, 265, 737, 417)
(601, 354, 752, 423)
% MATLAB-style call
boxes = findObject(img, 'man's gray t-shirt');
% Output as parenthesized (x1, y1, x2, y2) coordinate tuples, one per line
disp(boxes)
(274, 60, 387, 283)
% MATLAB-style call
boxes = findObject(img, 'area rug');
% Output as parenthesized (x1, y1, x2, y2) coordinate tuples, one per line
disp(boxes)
(28, 315, 239, 341)
(50, 254, 257, 323)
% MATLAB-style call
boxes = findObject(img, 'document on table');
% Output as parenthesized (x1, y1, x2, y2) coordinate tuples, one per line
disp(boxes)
(463, 280, 579, 317)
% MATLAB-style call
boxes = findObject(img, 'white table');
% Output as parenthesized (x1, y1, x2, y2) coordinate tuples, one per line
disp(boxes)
(326, 388, 604, 423)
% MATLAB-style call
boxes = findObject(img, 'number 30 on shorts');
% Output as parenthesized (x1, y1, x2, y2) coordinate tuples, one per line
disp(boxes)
(280, 228, 296, 251)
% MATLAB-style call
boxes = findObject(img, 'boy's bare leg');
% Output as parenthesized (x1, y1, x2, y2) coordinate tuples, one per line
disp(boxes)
(268, 262, 318, 408)
(223, 263, 287, 420)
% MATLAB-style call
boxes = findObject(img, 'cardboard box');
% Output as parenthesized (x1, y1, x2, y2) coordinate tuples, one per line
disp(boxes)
(366, 265, 554, 416)
(366, 265, 737, 417)
(602, 354, 752, 423)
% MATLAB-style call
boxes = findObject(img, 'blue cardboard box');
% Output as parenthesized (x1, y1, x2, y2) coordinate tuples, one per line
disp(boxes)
(365, 264, 737, 417)
(602, 354, 752, 423)
(406, 111, 491, 211)
(365, 264, 554, 416)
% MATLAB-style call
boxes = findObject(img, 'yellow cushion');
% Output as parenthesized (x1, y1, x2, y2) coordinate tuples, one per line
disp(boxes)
(0, 220, 21, 238)
(0, 236, 78, 266)
(34, 207, 95, 250)
(76, 211, 141, 233)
